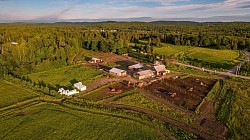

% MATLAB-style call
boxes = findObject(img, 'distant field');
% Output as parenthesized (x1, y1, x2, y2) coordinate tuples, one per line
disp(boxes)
(0, 103, 165, 140)
(154, 44, 244, 69)
(0, 80, 38, 107)
(27, 65, 103, 87)
(154, 44, 190, 57)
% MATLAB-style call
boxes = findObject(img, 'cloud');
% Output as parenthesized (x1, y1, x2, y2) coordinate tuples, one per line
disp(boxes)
(237, 5, 250, 9)
(34, 6, 77, 20)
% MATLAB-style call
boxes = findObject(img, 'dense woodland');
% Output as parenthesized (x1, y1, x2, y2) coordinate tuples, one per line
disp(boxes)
(0, 22, 250, 77)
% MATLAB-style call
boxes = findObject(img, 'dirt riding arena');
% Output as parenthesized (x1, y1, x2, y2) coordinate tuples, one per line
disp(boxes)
(145, 76, 217, 111)
(82, 82, 134, 101)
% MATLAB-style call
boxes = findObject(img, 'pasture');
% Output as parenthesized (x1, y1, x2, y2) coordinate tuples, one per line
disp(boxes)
(154, 43, 244, 69)
(82, 82, 133, 101)
(111, 91, 194, 124)
(27, 65, 103, 88)
(145, 77, 216, 111)
(0, 103, 165, 140)
(0, 80, 38, 108)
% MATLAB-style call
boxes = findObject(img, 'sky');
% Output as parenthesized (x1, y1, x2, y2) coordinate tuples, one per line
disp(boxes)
(0, 0, 250, 22)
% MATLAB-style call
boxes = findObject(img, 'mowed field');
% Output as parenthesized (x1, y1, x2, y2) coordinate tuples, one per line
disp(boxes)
(0, 103, 165, 140)
(0, 80, 38, 108)
(154, 44, 244, 69)
(27, 65, 103, 87)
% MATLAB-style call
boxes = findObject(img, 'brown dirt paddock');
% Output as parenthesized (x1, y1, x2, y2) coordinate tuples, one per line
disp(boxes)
(82, 82, 134, 101)
(144, 76, 217, 111)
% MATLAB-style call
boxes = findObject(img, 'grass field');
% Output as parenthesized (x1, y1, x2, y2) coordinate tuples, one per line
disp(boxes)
(154, 44, 190, 57)
(214, 79, 250, 139)
(154, 43, 244, 69)
(0, 103, 165, 140)
(111, 91, 195, 124)
(27, 65, 103, 88)
(0, 80, 38, 108)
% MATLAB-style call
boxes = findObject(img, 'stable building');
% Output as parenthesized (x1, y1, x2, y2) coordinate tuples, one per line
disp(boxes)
(109, 68, 127, 77)
(58, 88, 79, 96)
(128, 63, 144, 70)
(154, 65, 170, 76)
(134, 70, 154, 80)
(88, 58, 103, 63)
(74, 82, 87, 91)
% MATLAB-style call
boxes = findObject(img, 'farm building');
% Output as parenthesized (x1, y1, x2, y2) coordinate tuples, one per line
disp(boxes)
(74, 82, 87, 91)
(154, 65, 170, 76)
(109, 68, 127, 77)
(134, 70, 154, 80)
(88, 58, 103, 63)
(128, 63, 144, 70)
(58, 88, 79, 96)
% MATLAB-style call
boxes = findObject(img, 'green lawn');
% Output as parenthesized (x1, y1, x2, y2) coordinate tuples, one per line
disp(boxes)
(154, 43, 244, 69)
(27, 65, 103, 87)
(0, 80, 38, 108)
(111, 91, 195, 124)
(0, 103, 165, 140)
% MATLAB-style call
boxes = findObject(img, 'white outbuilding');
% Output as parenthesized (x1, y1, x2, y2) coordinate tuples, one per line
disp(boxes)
(74, 82, 87, 91)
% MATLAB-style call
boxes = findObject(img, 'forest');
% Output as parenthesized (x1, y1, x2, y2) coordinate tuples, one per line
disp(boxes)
(0, 22, 250, 78)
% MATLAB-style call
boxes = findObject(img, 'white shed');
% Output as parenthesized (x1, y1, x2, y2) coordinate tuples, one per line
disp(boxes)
(74, 82, 87, 91)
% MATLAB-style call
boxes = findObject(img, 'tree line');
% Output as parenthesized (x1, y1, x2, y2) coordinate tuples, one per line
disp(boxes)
(0, 22, 250, 78)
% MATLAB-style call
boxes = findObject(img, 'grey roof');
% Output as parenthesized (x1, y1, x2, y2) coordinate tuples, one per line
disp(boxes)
(129, 63, 143, 69)
(137, 70, 154, 76)
(109, 68, 125, 74)
(154, 65, 166, 72)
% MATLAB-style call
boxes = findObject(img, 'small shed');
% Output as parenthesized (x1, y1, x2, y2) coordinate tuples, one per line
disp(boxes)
(154, 65, 170, 76)
(134, 70, 154, 80)
(109, 68, 127, 77)
(74, 82, 87, 91)
(88, 58, 103, 63)
(128, 63, 144, 70)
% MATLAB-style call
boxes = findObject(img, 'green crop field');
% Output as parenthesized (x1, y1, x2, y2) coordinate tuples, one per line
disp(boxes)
(0, 80, 38, 108)
(0, 103, 165, 140)
(111, 91, 195, 124)
(212, 79, 250, 140)
(27, 65, 103, 87)
(154, 43, 244, 69)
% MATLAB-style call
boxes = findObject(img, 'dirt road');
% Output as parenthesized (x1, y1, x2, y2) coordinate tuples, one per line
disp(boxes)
(229, 50, 250, 74)
(174, 62, 250, 80)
